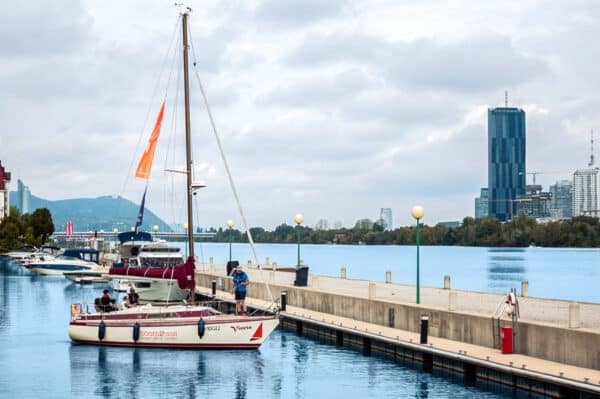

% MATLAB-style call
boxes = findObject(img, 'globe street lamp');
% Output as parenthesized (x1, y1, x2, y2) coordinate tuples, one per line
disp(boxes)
(226, 220, 235, 262)
(294, 214, 304, 267)
(411, 206, 425, 304)
(113, 228, 119, 253)
(153, 225, 159, 240)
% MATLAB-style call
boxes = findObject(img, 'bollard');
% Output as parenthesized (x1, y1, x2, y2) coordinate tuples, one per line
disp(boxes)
(420, 315, 429, 344)
(272, 262, 277, 271)
(341, 267, 347, 279)
(211, 280, 216, 296)
(448, 290, 457, 311)
(368, 282, 376, 299)
(521, 280, 529, 297)
(569, 302, 581, 328)
(444, 275, 451, 289)
(385, 271, 391, 284)
(281, 291, 288, 311)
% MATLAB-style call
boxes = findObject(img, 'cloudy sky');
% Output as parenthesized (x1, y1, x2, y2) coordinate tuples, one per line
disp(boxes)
(1, 0, 599, 229)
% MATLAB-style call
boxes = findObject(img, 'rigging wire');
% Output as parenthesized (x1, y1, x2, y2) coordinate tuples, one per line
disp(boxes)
(188, 24, 275, 306)
(117, 15, 182, 215)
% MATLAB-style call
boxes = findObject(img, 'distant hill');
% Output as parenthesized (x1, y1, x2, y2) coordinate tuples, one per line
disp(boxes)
(10, 194, 172, 233)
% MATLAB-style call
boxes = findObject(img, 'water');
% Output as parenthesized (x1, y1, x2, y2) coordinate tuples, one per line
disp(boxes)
(0, 256, 538, 399)
(189, 242, 600, 303)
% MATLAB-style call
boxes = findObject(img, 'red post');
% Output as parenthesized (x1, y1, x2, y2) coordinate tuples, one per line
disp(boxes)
(501, 326, 513, 354)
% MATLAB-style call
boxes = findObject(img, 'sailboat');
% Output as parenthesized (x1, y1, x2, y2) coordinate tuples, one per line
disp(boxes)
(69, 10, 279, 348)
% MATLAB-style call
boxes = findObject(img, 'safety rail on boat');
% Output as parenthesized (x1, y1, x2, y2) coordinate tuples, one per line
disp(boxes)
(69, 301, 223, 321)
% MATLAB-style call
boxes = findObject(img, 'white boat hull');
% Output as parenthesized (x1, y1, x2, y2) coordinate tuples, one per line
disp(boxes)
(29, 263, 95, 276)
(107, 276, 190, 302)
(69, 307, 279, 349)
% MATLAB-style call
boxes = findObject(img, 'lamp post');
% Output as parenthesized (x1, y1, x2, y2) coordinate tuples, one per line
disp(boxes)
(411, 206, 425, 304)
(113, 228, 119, 253)
(294, 214, 304, 267)
(183, 223, 189, 257)
(226, 220, 234, 262)
(153, 225, 159, 240)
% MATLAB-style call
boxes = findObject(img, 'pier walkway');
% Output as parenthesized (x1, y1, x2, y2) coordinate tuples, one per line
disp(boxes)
(195, 282, 600, 394)
(195, 263, 600, 331)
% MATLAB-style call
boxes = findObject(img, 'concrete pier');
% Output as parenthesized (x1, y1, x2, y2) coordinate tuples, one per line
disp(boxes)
(195, 264, 600, 397)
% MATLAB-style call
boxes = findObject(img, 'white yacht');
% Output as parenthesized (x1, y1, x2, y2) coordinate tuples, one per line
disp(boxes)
(29, 249, 100, 276)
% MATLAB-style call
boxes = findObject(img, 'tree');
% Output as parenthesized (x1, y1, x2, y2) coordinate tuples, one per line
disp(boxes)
(30, 208, 55, 243)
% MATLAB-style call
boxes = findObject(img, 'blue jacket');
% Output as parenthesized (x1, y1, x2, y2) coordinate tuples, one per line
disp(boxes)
(232, 271, 249, 292)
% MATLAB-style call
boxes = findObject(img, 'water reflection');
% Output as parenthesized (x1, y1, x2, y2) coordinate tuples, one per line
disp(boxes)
(486, 248, 527, 293)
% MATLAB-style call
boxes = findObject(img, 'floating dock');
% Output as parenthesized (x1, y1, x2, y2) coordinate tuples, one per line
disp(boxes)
(195, 263, 600, 399)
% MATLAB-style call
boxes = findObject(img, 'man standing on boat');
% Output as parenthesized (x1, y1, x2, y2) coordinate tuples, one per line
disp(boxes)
(231, 265, 249, 315)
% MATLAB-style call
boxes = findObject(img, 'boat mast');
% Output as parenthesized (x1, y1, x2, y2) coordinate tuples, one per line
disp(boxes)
(182, 12, 194, 260)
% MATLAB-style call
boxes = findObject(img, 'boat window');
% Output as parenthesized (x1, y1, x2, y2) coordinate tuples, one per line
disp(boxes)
(147, 312, 179, 319)
(141, 257, 184, 268)
(134, 282, 151, 288)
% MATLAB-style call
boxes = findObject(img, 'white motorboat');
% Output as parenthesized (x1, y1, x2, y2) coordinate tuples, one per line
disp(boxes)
(107, 232, 190, 301)
(70, 9, 279, 349)
(29, 248, 100, 275)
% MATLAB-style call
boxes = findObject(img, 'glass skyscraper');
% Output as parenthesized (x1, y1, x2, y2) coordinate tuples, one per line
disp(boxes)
(488, 107, 526, 222)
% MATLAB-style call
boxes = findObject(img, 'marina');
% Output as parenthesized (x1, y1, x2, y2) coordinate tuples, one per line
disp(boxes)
(0, 255, 531, 399)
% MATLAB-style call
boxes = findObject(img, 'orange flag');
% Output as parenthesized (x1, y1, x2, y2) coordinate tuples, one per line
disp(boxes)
(135, 100, 166, 179)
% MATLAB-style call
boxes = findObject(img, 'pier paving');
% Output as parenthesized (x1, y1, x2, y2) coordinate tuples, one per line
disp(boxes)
(195, 282, 600, 390)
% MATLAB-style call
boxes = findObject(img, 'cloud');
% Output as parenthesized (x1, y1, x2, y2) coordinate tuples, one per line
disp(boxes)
(255, 0, 347, 28)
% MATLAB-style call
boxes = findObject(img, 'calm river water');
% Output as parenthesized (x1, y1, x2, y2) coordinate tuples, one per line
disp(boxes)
(2, 243, 595, 398)
(189, 243, 600, 303)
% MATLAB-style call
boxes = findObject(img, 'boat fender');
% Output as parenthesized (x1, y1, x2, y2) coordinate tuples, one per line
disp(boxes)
(198, 318, 205, 339)
(98, 321, 106, 341)
(133, 322, 140, 342)
(70, 303, 80, 318)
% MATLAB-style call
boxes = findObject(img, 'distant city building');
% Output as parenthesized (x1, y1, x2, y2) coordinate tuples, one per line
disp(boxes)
(573, 168, 600, 217)
(314, 219, 329, 230)
(438, 221, 460, 228)
(474, 188, 489, 218)
(515, 185, 552, 219)
(17, 179, 31, 214)
(488, 107, 526, 221)
(379, 208, 392, 230)
(549, 180, 573, 218)
(0, 161, 11, 221)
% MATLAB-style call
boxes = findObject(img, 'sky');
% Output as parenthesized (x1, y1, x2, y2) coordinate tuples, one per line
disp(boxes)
(1, 0, 599, 230)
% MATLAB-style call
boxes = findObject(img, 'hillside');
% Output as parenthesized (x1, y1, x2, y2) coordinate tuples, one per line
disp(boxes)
(10, 194, 172, 233)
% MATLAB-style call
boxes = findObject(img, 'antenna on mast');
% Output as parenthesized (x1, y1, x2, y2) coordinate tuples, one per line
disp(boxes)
(589, 129, 595, 167)
(505, 90, 508, 107)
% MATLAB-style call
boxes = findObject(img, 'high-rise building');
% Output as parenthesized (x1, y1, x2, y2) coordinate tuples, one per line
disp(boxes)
(379, 208, 392, 230)
(0, 161, 11, 221)
(516, 185, 552, 219)
(488, 107, 526, 221)
(474, 187, 489, 218)
(17, 179, 31, 214)
(549, 180, 573, 218)
(573, 168, 600, 217)
(314, 219, 329, 230)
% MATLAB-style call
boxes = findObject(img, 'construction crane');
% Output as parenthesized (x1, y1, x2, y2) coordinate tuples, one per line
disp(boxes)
(519, 171, 571, 186)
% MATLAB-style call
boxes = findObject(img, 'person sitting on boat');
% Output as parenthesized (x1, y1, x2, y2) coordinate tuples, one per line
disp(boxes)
(127, 287, 140, 307)
(100, 289, 117, 312)
(231, 265, 249, 315)
(122, 295, 130, 309)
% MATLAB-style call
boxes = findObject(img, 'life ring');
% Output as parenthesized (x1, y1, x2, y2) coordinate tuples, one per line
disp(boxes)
(70, 303, 80, 318)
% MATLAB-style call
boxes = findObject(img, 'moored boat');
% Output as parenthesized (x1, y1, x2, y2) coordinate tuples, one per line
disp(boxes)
(29, 248, 99, 275)
(69, 9, 279, 349)
(69, 304, 278, 348)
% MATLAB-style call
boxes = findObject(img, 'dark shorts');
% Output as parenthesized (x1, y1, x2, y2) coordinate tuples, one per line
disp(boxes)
(235, 290, 246, 301)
